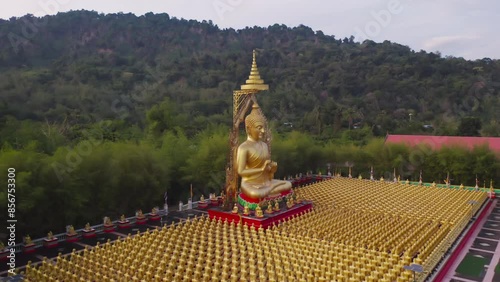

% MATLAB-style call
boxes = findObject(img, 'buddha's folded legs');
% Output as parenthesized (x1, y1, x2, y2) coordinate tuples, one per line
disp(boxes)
(241, 180, 292, 200)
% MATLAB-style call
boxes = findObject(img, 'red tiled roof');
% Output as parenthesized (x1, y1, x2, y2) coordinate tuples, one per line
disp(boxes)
(385, 135, 500, 152)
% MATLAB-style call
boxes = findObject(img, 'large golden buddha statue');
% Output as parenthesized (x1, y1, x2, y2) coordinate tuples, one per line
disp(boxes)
(237, 104, 291, 200)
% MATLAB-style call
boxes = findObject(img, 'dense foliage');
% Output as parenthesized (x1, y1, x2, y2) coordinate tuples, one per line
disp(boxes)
(0, 11, 499, 238)
(0, 131, 498, 239)
(1, 11, 499, 137)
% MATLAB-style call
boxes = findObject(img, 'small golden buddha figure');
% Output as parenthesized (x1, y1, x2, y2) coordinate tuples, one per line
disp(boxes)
(232, 204, 238, 214)
(136, 209, 145, 218)
(84, 223, 91, 231)
(380, 176, 384, 181)
(405, 179, 410, 185)
(151, 207, 158, 215)
(358, 174, 362, 180)
(120, 214, 126, 222)
(67, 225, 76, 236)
(104, 216, 112, 225)
(255, 205, 264, 218)
(460, 183, 464, 190)
(286, 197, 294, 208)
(266, 203, 274, 214)
(237, 104, 292, 199)
(200, 195, 205, 203)
(47, 231, 54, 240)
(274, 201, 280, 212)
(243, 205, 250, 216)
(431, 181, 436, 187)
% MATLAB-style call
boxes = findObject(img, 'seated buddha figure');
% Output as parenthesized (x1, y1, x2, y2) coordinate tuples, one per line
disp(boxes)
(237, 104, 291, 200)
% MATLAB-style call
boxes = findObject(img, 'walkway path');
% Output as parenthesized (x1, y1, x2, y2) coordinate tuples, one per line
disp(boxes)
(442, 199, 500, 282)
(482, 200, 500, 282)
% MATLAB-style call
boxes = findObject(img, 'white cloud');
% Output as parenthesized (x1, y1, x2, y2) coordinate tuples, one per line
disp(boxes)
(423, 35, 481, 50)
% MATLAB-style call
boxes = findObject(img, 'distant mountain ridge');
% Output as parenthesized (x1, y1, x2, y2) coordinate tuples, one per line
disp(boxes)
(0, 10, 499, 136)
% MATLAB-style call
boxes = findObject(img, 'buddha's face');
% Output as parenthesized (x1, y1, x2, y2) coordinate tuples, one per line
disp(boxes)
(247, 121, 265, 141)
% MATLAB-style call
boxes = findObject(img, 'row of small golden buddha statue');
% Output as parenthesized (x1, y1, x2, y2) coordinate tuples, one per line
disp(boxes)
(20, 177, 487, 281)
(231, 193, 301, 217)
(21, 208, 160, 242)
(24, 214, 421, 281)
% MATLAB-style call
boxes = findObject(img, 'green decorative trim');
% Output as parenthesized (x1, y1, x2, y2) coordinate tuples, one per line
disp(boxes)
(237, 192, 294, 210)
(237, 195, 259, 210)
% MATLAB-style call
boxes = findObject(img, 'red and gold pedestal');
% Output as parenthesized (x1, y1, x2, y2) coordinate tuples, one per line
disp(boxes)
(82, 229, 96, 238)
(198, 201, 209, 209)
(209, 191, 312, 229)
(210, 198, 219, 206)
(43, 238, 58, 249)
(149, 214, 161, 221)
(135, 216, 148, 225)
(66, 233, 79, 242)
(237, 190, 293, 210)
(103, 224, 115, 233)
(23, 243, 36, 254)
(118, 220, 131, 229)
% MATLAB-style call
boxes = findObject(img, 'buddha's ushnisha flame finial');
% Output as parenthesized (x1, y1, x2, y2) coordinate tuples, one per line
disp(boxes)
(241, 49, 269, 91)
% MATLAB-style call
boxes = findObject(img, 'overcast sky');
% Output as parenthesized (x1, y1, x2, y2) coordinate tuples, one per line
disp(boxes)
(1, 0, 498, 60)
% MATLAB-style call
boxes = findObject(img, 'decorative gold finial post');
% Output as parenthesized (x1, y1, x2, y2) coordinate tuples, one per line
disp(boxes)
(490, 180, 496, 199)
(241, 50, 269, 91)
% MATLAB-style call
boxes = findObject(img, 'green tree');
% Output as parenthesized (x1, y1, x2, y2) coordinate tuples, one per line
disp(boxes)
(457, 116, 482, 136)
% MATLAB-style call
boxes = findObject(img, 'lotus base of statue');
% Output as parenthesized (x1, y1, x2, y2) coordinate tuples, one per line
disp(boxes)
(237, 190, 293, 211)
(208, 192, 312, 229)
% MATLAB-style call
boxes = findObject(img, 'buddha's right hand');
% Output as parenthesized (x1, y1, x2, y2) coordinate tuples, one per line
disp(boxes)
(262, 160, 272, 172)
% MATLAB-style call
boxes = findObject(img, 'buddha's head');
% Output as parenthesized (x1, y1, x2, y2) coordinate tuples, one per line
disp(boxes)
(245, 104, 266, 141)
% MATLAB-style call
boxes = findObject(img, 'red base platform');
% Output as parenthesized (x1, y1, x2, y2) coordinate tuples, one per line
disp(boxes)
(136, 217, 148, 225)
(82, 229, 96, 238)
(66, 233, 79, 242)
(149, 214, 161, 221)
(238, 190, 293, 210)
(23, 244, 36, 254)
(208, 201, 313, 229)
(210, 198, 222, 206)
(103, 224, 115, 233)
(198, 202, 209, 209)
(118, 220, 131, 229)
(44, 238, 58, 249)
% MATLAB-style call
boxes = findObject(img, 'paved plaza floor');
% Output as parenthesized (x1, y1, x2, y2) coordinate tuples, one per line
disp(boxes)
(444, 199, 500, 282)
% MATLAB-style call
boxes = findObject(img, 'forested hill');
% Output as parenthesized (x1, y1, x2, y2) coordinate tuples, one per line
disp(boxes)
(1, 11, 499, 238)
(1, 10, 500, 138)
